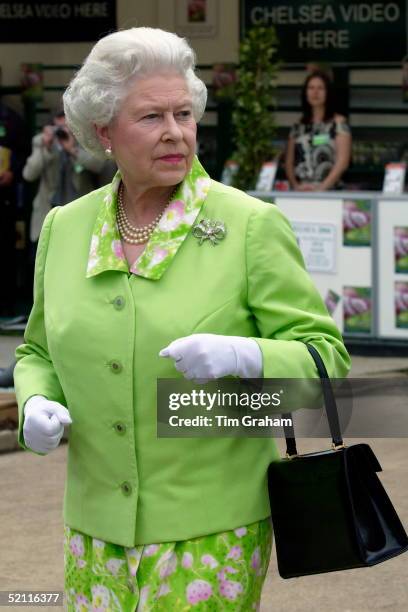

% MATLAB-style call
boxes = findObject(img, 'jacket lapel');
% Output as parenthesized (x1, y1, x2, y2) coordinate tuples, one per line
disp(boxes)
(86, 157, 211, 280)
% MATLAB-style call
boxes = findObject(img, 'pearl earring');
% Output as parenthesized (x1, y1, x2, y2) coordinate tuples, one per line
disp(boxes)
(105, 147, 112, 157)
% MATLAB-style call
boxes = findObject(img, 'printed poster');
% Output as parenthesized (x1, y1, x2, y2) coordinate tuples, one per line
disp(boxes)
(395, 282, 408, 329)
(176, 0, 218, 37)
(343, 199, 371, 247)
(343, 286, 372, 334)
(324, 289, 340, 316)
(394, 226, 408, 274)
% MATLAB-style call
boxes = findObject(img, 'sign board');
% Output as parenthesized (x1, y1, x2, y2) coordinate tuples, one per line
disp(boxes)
(291, 221, 336, 273)
(241, 1, 408, 65)
(255, 161, 278, 191)
(0, 1, 116, 42)
(383, 162, 407, 194)
(274, 195, 373, 335)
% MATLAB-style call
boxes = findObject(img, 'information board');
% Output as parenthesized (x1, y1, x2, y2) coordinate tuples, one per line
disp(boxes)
(291, 221, 336, 273)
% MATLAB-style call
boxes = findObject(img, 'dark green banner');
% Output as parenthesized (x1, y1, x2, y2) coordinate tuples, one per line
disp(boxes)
(241, 1, 407, 65)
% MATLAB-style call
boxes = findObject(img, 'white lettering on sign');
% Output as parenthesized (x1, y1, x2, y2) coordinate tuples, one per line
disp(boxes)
(73, 3, 108, 18)
(384, 3, 400, 21)
(251, 3, 400, 26)
(60, 3, 71, 18)
(34, 4, 72, 18)
(0, 3, 34, 17)
(251, 4, 336, 25)
(298, 29, 349, 49)
(0, 2, 108, 19)
(340, 3, 400, 23)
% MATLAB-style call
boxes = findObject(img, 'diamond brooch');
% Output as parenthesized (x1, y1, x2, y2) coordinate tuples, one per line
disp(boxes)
(192, 219, 227, 246)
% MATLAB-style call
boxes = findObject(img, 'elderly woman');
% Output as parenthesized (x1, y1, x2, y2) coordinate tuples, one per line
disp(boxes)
(15, 28, 350, 611)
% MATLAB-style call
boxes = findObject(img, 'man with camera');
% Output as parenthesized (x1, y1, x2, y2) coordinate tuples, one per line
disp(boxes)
(23, 110, 106, 254)
(0, 112, 108, 390)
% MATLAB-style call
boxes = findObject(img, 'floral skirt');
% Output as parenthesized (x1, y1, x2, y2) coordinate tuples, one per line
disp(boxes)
(64, 517, 272, 611)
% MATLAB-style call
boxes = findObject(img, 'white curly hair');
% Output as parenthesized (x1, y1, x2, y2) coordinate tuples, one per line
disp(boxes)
(63, 27, 207, 159)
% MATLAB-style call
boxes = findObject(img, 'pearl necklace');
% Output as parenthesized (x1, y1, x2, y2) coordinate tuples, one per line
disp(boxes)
(116, 182, 174, 245)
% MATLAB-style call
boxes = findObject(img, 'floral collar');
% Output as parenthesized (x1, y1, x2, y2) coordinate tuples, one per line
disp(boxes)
(86, 156, 211, 280)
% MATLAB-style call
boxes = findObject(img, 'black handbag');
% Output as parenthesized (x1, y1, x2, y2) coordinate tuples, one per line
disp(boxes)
(268, 343, 408, 578)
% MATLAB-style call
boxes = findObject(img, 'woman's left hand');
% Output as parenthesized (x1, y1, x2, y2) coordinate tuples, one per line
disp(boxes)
(159, 333, 262, 381)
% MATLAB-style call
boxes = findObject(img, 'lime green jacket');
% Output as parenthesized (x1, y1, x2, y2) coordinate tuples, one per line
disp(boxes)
(15, 159, 350, 546)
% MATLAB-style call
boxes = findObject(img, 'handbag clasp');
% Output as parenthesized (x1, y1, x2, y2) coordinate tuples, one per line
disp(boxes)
(332, 442, 346, 451)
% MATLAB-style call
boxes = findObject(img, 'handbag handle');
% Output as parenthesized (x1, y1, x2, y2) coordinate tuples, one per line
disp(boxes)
(284, 343, 344, 457)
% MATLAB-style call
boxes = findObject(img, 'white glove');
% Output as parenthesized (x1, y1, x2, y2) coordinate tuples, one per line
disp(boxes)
(23, 395, 72, 454)
(159, 333, 263, 381)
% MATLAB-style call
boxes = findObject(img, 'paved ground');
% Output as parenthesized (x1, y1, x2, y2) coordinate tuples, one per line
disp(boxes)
(0, 336, 23, 372)
(1, 336, 407, 611)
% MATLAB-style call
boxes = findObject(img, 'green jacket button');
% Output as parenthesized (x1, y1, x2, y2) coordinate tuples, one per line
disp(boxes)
(109, 360, 123, 373)
(121, 481, 132, 496)
(113, 296, 125, 310)
(114, 422, 126, 435)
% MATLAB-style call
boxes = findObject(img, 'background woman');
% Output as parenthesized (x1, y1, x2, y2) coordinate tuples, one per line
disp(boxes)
(285, 70, 352, 191)
(15, 28, 350, 611)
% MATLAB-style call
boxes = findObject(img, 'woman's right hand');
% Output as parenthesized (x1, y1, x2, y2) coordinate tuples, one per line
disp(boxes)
(23, 395, 72, 454)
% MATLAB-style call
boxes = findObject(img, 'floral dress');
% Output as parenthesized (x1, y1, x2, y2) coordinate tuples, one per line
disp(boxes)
(290, 118, 351, 185)
(64, 518, 272, 611)
(64, 157, 273, 610)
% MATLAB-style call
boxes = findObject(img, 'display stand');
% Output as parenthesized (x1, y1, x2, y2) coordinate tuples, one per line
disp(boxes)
(248, 190, 408, 344)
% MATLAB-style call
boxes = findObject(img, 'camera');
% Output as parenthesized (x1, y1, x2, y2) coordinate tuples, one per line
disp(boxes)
(53, 126, 69, 141)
